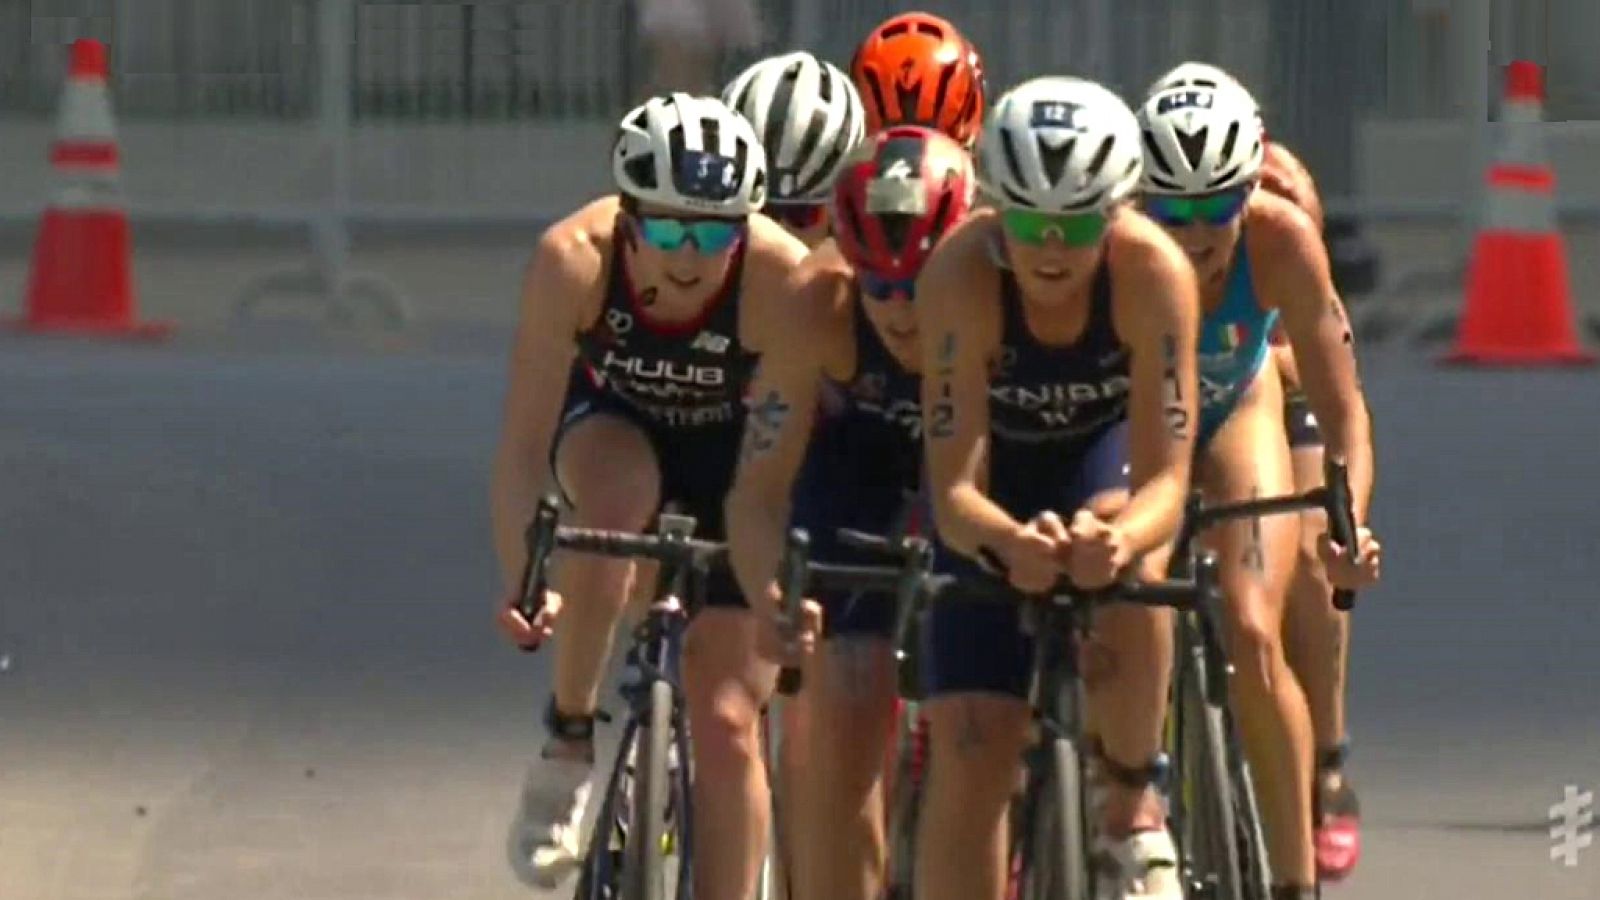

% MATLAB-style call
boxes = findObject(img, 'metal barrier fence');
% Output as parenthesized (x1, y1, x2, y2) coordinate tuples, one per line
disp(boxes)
(4, 0, 1595, 335)
(7, 0, 1595, 195)
(6, 0, 1586, 122)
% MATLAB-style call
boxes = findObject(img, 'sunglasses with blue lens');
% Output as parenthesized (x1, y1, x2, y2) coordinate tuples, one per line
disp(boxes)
(859, 270, 916, 301)
(633, 215, 746, 254)
(1141, 186, 1252, 228)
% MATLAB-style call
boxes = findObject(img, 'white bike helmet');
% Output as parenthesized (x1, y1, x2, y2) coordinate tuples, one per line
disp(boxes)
(976, 76, 1143, 213)
(1148, 61, 1241, 95)
(613, 93, 768, 216)
(1137, 81, 1265, 195)
(721, 52, 865, 203)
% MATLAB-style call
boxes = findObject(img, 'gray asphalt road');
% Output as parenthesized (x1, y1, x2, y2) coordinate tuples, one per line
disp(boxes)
(2, 335, 1598, 900)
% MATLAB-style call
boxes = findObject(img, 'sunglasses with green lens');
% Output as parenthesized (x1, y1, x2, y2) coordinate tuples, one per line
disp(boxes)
(1000, 208, 1109, 248)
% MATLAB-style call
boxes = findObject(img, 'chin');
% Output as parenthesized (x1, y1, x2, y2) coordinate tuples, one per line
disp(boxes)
(1020, 275, 1079, 304)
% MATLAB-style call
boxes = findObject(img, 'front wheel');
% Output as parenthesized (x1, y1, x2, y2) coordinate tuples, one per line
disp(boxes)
(885, 707, 927, 900)
(1176, 639, 1266, 900)
(624, 678, 674, 900)
(1018, 737, 1091, 900)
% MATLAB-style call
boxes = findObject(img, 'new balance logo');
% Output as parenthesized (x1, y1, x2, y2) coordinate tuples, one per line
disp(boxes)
(691, 331, 731, 354)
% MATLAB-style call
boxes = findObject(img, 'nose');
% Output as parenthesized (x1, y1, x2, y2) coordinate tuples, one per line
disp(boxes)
(1177, 222, 1212, 251)
(885, 294, 917, 327)
(1038, 232, 1070, 254)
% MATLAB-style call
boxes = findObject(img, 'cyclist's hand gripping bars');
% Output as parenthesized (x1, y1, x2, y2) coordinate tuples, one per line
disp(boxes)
(838, 528, 935, 663)
(514, 495, 562, 654)
(774, 529, 810, 697)
(1322, 459, 1359, 612)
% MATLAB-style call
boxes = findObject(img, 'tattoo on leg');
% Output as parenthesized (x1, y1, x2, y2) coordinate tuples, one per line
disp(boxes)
(740, 389, 791, 460)
(1242, 485, 1266, 575)
(1161, 333, 1191, 439)
(955, 703, 984, 753)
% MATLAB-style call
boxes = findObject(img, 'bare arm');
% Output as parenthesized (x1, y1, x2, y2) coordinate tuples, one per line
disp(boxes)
(916, 230, 1018, 562)
(724, 273, 834, 615)
(1263, 141, 1325, 232)
(1252, 200, 1375, 522)
(489, 231, 589, 592)
(1112, 220, 1201, 553)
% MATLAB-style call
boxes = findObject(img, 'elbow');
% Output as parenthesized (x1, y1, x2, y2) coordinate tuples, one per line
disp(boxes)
(930, 479, 975, 541)
(1320, 395, 1373, 460)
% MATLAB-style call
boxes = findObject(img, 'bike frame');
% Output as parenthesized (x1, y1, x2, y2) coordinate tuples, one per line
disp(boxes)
(517, 498, 728, 900)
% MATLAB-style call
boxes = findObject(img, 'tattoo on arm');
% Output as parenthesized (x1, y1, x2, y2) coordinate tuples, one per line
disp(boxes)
(1328, 298, 1354, 345)
(1160, 333, 1191, 439)
(929, 331, 958, 439)
(740, 389, 791, 460)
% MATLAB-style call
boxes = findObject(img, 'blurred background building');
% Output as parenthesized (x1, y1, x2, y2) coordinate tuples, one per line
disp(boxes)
(4, 0, 1600, 334)
(4, 0, 1597, 206)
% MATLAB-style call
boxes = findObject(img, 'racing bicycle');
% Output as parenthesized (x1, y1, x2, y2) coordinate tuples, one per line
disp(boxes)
(516, 498, 720, 900)
(1164, 459, 1360, 900)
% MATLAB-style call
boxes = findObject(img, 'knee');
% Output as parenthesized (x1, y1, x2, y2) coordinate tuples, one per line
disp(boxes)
(685, 619, 766, 772)
(1227, 598, 1288, 694)
(925, 697, 1028, 805)
(688, 681, 765, 772)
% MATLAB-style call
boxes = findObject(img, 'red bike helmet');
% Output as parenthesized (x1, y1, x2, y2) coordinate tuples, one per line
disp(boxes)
(832, 125, 975, 283)
(850, 12, 986, 147)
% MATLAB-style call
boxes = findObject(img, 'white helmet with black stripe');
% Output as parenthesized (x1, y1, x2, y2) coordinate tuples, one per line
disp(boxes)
(720, 52, 865, 203)
(1137, 80, 1265, 195)
(975, 76, 1143, 213)
(613, 92, 768, 216)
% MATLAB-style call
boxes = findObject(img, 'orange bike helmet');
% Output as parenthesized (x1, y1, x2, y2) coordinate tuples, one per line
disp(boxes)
(849, 12, 986, 147)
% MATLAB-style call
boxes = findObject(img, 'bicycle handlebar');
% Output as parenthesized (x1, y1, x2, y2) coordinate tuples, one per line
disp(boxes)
(920, 561, 1210, 613)
(514, 496, 726, 654)
(773, 526, 936, 696)
(1182, 458, 1359, 612)
(774, 530, 809, 696)
(837, 527, 902, 556)
(1322, 460, 1359, 612)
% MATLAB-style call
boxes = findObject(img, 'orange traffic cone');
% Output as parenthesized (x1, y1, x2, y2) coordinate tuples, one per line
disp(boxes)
(13, 39, 169, 339)
(1445, 60, 1592, 365)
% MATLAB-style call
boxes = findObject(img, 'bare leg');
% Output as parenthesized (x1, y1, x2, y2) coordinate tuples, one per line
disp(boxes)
(682, 608, 779, 900)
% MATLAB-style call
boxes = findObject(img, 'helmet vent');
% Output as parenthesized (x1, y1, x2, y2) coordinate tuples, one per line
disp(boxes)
(1142, 129, 1173, 178)
(1038, 136, 1076, 186)
(1085, 134, 1115, 182)
(1174, 126, 1208, 171)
